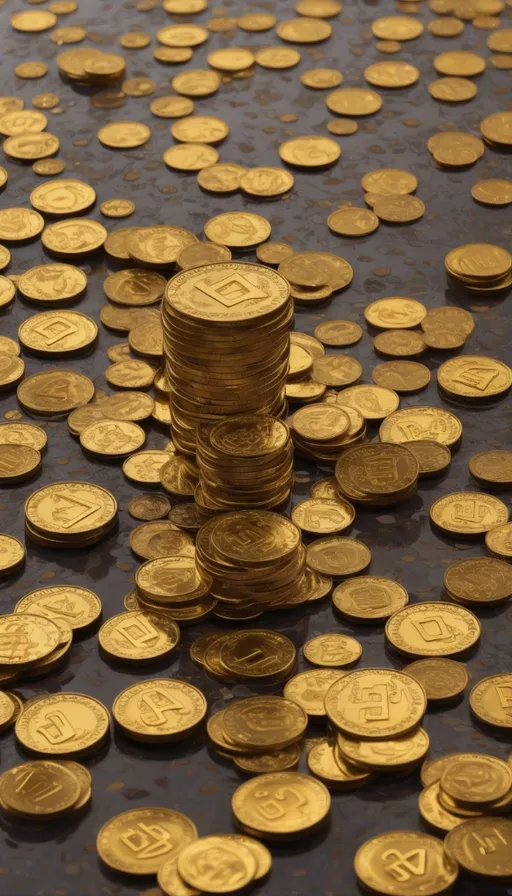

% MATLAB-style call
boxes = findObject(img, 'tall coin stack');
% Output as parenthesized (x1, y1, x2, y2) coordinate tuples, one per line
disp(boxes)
(196, 415, 294, 512)
(163, 263, 293, 454)
(196, 511, 307, 616)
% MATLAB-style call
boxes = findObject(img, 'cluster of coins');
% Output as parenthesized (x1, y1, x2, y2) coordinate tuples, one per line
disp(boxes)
(290, 402, 366, 464)
(195, 511, 307, 617)
(445, 243, 512, 294)
(335, 442, 420, 506)
(193, 629, 297, 684)
(196, 415, 294, 511)
(162, 263, 292, 454)
(57, 48, 126, 86)
(24, 481, 118, 548)
(0, 760, 91, 820)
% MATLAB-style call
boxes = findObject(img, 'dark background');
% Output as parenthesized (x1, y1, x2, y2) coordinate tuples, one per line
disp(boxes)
(0, 0, 511, 893)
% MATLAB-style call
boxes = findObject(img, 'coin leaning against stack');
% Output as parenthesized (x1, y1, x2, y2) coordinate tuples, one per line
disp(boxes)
(162, 262, 293, 454)
(196, 414, 294, 511)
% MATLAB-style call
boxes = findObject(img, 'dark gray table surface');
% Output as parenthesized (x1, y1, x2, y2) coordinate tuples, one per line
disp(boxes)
(0, 0, 511, 893)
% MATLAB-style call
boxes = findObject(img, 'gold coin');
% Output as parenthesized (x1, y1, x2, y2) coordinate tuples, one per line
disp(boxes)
(338, 727, 429, 771)
(379, 405, 462, 447)
(312, 321, 361, 348)
(80, 420, 145, 458)
(25, 481, 117, 536)
(0, 613, 60, 664)
(0, 353, 24, 388)
(445, 817, 512, 877)
(333, 576, 408, 622)
(0, 245, 11, 269)
(104, 268, 166, 305)
(128, 494, 171, 521)
(327, 207, 379, 236)
(428, 15, 465, 34)
(373, 329, 426, 357)
(470, 673, 512, 727)
(3, 133, 60, 161)
(19, 310, 97, 355)
(434, 49, 487, 75)
(240, 167, 294, 198)
(0, 207, 44, 242)
(429, 76, 478, 102)
(445, 557, 512, 605)
(0, 110, 48, 137)
(307, 739, 373, 790)
(119, 32, 151, 48)
(355, 831, 458, 894)
(105, 359, 156, 389)
(172, 69, 221, 97)
(290, 332, 325, 360)
(203, 212, 271, 247)
(97, 807, 197, 874)
(157, 24, 208, 46)
(485, 522, 512, 559)
(113, 679, 206, 741)
(11, 10, 57, 31)
(446, 242, 511, 279)
(306, 634, 362, 668)
(373, 194, 425, 223)
(312, 355, 362, 387)
(0, 445, 41, 483)
(438, 355, 511, 400)
(430, 492, 508, 535)
(177, 242, 232, 268)
(292, 404, 350, 440)
(292, 497, 355, 535)
(372, 360, 431, 393)
(100, 393, 155, 424)
(295, 0, 342, 13)
(16, 692, 110, 755)
(17, 369, 94, 415)
(233, 745, 301, 775)
(130, 520, 194, 561)
(441, 754, 512, 804)
(0, 98, 23, 115)
(490, 53, 512, 69)
(422, 326, 467, 350)
(481, 111, 512, 147)
(98, 121, 150, 149)
(197, 163, 246, 193)
(164, 143, 219, 171)
(0, 422, 47, 451)
(171, 115, 229, 144)
(0, 277, 15, 309)
(121, 78, 157, 97)
(405, 658, 469, 702)
(136, 555, 210, 605)
(33, 159, 66, 176)
(365, 296, 426, 328)
(207, 48, 255, 71)
(15, 62, 49, 79)
(232, 771, 330, 837)
(254, 47, 301, 69)
(160, 456, 199, 496)
(178, 836, 256, 892)
(151, 96, 194, 118)
(419, 782, 463, 832)
(0, 760, 81, 818)
(100, 199, 135, 218)
(284, 669, 346, 718)
(163, 0, 207, 11)
(301, 68, 343, 89)
(279, 135, 341, 167)
(99, 611, 180, 663)
(386, 601, 481, 656)
(238, 12, 276, 30)
(219, 630, 296, 681)
(335, 384, 400, 420)
(362, 169, 418, 196)
(472, 179, 512, 206)
(372, 15, 424, 39)
(42, 219, 107, 256)
(276, 17, 332, 42)
(15, 585, 101, 632)
(401, 440, 451, 477)
(325, 668, 426, 737)
(222, 696, 307, 750)
(18, 263, 87, 303)
(327, 118, 359, 135)
(0, 533, 25, 577)
(306, 537, 371, 576)
(365, 61, 420, 87)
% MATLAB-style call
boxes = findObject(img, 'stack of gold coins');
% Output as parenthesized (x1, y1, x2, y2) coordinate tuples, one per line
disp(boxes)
(173, 835, 272, 894)
(419, 752, 512, 833)
(335, 442, 419, 506)
(57, 49, 127, 85)
(289, 402, 366, 464)
(162, 262, 293, 454)
(196, 415, 294, 511)
(0, 760, 92, 819)
(192, 629, 296, 683)
(24, 481, 118, 548)
(135, 555, 212, 611)
(195, 510, 306, 614)
(445, 243, 512, 293)
(326, 668, 429, 776)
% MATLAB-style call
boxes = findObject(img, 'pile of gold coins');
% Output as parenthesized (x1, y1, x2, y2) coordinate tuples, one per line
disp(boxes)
(196, 414, 294, 511)
(195, 510, 307, 616)
(0, 760, 92, 820)
(162, 263, 292, 454)
(445, 243, 512, 294)
(290, 401, 366, 464)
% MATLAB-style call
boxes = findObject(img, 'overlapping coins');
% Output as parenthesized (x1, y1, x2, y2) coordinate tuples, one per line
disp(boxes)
(0, 760, 92, 820)
(24, 481, 118, 548)
(335, 442, 419, 506)
(162, 263, 292, 454)
(445, 243, 512, 294)
(290, 401, 366, 464)
(196, 414, 294, 511)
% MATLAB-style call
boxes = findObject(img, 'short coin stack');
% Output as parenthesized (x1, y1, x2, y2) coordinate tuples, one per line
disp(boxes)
(445, 243, 512, 294)
(207, 694, 307, 767)
(419, 752, 512, 834)
(195, 510, 306, 614)
(57, 48, 127, 86)
(162, 262, 293, 454)
(0, 760, 92, 820)
(290, 402, 366, 464)
(135, 555, 212, 611)
(24, 481, 118, 548)
(335, 442, 419, 505)
(196, 414, 294, 511)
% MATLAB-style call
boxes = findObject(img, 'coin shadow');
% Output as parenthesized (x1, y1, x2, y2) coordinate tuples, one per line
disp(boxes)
(97, 861, 156, 888)
(24, 522, 119, 570)
(13, 736, 111, 766)
(442, 590, 512, 621)
(356, 504, 423, 548)
(113, 726, 205, 761)
(0, 806, 88, 842)
(99, 650, 181, 677)
(469, 714, 512, 745)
